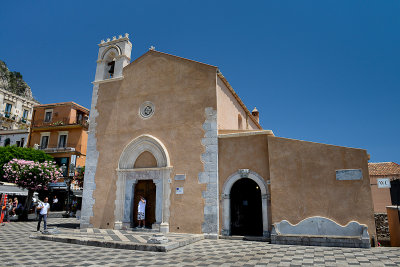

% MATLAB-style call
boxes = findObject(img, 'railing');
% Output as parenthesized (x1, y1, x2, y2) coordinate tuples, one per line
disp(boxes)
(1, 112, 29, 124)
(39, 146, 82, 153)
(32, 117, 89, 128)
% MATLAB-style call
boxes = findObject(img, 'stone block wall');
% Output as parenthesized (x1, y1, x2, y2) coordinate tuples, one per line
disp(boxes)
(375, 213, 390, 239)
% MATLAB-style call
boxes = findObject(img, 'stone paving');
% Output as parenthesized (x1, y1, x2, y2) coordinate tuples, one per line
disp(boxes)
(31, 224, 204, 252)
(1, 218, 400, 266)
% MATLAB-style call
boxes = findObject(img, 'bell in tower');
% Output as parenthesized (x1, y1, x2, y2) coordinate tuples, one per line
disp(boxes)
(107, 61, 115, 78)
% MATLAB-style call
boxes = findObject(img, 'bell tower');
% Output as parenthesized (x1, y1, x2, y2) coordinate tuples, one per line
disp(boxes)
(94, 33, 132, 82)
(81, 34, 132, 229)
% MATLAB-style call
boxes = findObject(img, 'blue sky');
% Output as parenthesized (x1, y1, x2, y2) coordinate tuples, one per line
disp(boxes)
(0, 1, 399, 163)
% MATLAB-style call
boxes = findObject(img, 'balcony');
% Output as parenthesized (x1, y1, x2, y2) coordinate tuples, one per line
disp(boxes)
(32, 117, 89, 129)
(2, 112, 18, 122)
(39, 145, 82, 154)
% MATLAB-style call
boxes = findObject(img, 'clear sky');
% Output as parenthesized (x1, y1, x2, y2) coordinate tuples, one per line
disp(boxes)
(0, 1, 399, 163)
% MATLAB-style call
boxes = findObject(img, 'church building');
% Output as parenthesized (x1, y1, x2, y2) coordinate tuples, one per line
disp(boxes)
(81, 34, 376, 247)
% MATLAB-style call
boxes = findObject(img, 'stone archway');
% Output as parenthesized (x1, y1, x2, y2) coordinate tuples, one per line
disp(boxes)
(114, 134, 172, 232)
(221, 169, 271, 237)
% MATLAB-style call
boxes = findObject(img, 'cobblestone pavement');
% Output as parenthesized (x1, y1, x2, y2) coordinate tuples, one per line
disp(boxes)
(1, 218, 400, 266)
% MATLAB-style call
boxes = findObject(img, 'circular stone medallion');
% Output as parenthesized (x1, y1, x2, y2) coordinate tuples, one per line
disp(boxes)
(139, 101, 155, 119)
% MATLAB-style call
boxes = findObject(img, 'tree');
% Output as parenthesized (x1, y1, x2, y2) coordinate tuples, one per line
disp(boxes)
(0, 146, 53, 182)
(3, 159, 62, 220)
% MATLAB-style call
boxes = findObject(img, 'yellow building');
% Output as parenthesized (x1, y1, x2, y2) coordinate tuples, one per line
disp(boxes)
(81, 34, 375, 247)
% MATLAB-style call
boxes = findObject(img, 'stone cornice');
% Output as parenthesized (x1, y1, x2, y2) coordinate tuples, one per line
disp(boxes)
(218, 130, 274, 139)
(92, 76, 124, 85)
(0, 87, 40, 105)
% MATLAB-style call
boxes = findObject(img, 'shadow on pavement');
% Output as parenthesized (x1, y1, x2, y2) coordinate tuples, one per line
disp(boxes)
(47, 223, 79, 229)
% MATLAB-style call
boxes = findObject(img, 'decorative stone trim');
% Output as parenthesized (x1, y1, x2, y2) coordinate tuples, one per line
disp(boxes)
(116, 168, 172, 230)
(198, 107, 219, 238)
(116, 135, 172, 232)
(80, 84, 100, 229)
(119, 134, 170, 169)
(139, 101, 155, 119)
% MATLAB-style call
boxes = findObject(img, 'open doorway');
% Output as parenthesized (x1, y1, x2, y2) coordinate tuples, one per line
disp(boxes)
(230, 178, 263, 236)
(133, 180, 156, 228)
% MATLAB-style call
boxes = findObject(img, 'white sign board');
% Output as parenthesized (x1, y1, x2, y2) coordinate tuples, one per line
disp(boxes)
(176, 187, 184, 194)
(377, 178, 391, 188)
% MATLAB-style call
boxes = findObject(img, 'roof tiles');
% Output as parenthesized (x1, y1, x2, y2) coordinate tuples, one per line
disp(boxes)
(368, 162, 400, 176)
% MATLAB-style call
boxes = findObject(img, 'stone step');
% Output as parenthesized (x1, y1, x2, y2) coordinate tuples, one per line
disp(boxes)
(219, 235, 270, 242)
(128, 227, 159, 233)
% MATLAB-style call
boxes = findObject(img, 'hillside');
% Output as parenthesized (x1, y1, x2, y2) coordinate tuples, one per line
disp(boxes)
(0, 60, 35, 100)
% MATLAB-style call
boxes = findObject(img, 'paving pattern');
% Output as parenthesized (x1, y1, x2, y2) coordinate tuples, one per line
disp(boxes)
(31, 225, 203, 251)
(1, 218, 400, 266)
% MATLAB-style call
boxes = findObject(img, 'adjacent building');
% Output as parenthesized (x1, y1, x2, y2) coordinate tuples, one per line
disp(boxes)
(0, 86, 38, 131)
(27, 102, 89, 207)
(0, 61, 39, 146)
(81, 34, 376, 247)
(0, 129, 29, 147)
(369, 162, 400, 213)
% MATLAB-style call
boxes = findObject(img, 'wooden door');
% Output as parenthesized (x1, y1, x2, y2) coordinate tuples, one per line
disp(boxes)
(133, 180, 156, 228)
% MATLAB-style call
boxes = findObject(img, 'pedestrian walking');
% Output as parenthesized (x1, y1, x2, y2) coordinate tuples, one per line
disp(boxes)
(37, 197, 50, 232)
(137, 196, 146, 228)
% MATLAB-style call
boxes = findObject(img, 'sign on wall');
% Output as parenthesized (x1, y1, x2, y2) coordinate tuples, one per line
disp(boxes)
(377, 178, 391, 188)
(176, 187, 184, 194)
(336, 169, 363, 181)
(174, 174, 186, 181)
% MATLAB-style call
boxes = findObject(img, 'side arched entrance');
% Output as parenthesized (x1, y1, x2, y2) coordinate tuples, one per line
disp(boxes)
(222, 169, 271, 237)
(114, 135, 172, 232)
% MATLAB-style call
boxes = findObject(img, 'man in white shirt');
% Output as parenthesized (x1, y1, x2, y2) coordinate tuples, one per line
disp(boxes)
(137, 196, 146, 228)
(37, 197, 50, 232)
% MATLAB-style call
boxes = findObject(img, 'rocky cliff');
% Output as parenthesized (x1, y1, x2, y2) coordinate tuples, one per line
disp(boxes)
(0, 60, 34, 100)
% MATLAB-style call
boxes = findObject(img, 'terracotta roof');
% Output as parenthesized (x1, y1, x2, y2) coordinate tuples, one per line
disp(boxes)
(368, 162, 400, 176)
(34, 102, 89, 113)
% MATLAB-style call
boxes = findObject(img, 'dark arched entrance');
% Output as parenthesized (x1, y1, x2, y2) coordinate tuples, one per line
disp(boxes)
(133, 180, 156, 228)
(230, 178, 263, 236)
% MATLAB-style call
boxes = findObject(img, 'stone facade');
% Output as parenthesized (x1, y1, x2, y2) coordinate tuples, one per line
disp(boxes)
(0, 88, 38, 131)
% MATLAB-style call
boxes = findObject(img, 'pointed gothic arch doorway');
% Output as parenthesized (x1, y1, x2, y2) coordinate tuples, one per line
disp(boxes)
(114, 134, 172, 232)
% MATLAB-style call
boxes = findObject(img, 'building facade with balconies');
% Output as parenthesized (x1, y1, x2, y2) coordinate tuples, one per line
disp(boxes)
(27, 102, 89, 207)
(0, 87, 39, 131)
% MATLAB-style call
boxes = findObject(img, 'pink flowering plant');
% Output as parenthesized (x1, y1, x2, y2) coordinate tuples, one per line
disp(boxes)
(3, 159, 62, 220)
(3, 159, 61, 190)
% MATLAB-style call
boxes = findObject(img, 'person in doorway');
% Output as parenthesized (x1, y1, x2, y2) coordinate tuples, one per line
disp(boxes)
(137, 196, 146, 228)
(36, 197, 50, 232)
(52, 195, 58, 211)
